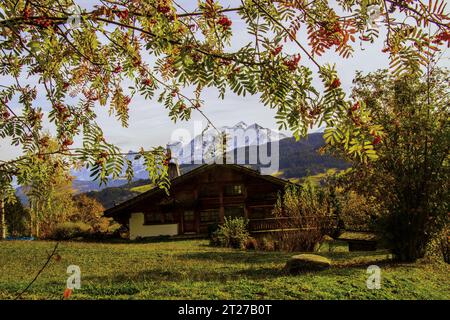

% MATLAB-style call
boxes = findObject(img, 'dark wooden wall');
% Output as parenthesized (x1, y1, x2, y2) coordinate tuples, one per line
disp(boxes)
(124, 166, 285, 234)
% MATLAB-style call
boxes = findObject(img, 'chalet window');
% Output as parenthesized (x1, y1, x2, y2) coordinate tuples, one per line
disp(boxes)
(199, 184, 220, 198)
(224, 184, 243, 196)
(247, 191, 277, 201)
(249, 206, 273, 219)
(144, 212, 163, 224)
(200, 209, 220, 223)
(183, 210, 195, 221)
(224, 205, 245, 218)
(165, 212, 175, 223)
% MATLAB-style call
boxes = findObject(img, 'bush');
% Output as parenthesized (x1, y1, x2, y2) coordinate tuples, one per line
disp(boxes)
(425, 225, 450, 263)
(346, 70, 450, 262)
(259, 236, 276, 251)
(244, 237, 258, 250)
(210, 217, 250, 249)
(272, 183, 336, 252)
(443, 236, 450, 264)
(71, 194, 116, 233)
(50, 222, 92, 240)
(207, 223, 220, 238)
(337, 191, 382, 232)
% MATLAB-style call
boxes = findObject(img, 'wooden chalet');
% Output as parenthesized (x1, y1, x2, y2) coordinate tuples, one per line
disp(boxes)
(104, 163, 292, 240)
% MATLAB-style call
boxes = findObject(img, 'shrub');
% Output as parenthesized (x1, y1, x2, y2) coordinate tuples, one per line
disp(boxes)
(207, 223, 220, 238)
(210, 217, 250, 249)
(5, 195, 30, 237)
(425, 224, 450, 264)
(443, 236, 450, 264)
(272, 183, 336, 252)
(244, 237, 258, 250)
(50, 222, 92, 240)
(259, 236, 276, 251)
(71, 194, 116, 233)
(337, 191, 382, 232)
(346, 70, 450, 262)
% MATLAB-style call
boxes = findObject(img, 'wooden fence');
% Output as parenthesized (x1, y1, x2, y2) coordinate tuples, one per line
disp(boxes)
(248, 215, 337, 232)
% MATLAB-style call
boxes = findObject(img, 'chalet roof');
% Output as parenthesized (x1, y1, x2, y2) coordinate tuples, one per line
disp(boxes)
(104, 164, 290, 218)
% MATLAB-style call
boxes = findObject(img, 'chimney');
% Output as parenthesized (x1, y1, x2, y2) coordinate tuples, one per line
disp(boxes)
(166, 147, 180, 179)
(222, 131, 227, 165)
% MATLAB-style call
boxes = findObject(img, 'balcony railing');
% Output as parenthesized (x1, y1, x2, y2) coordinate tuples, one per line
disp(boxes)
(248, 216, 336, 232)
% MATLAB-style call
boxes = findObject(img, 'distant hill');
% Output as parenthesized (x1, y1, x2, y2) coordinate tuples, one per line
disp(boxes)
(83, 179, 151, 209)
(276, 134, 348, 178)
(15, 177, 133, 205)
(82, 165, 200, 209)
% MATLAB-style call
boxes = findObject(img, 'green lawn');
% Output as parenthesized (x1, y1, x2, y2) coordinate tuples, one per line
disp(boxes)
(0, 240, 448, 300)
(130, 184, 153, 193)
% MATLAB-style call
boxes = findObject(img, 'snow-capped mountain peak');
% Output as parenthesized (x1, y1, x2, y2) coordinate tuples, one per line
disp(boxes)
(72, 122, 287, 181)
(169, 122, 286, 164)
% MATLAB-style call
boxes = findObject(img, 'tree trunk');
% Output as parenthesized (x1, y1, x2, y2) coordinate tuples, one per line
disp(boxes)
(30, 202, 36, 238)
(1, 199, 6, 239)
(35, 202, 40, 239)
(36, 221, 39, 239)
(390, 207, 428, 262)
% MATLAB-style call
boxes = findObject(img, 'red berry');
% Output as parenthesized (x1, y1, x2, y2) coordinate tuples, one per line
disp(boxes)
(63, 288, 72, 299)
(271, 45, 283, 56)
(372, 135, 382, 145)
(117, 10, 129, 20)
(23, 6, 32, 19)
(142, 78, 153, 86)
(329, 78, 341, 89)
(2, 110, 10, 120)
(432, 31, 450, 47)
(351, 101, 360, 111)
(283, 54, 301, 71)
(157, 5, 171, 14)
(217, 16, 232, 29)
(40, 137, 50, 147)
(62, 138, 73, 146)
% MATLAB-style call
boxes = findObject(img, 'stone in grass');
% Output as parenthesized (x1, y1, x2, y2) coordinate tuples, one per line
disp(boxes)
(285, 254, 332, 274)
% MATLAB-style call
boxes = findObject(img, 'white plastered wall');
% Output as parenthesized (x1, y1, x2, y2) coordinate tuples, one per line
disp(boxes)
(129, 212, 178, 240)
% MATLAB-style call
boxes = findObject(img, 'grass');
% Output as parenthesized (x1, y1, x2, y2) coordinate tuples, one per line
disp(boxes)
(271, 169, 339, 185)
(302, 168, 338, 185)
(130, 184, 153, 193)
(0, 240, 448, 300)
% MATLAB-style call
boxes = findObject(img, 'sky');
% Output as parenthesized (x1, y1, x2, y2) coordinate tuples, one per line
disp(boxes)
(1, 1, 448, 161)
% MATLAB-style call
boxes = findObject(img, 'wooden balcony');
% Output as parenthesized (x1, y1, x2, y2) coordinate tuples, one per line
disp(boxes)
(248, 216, 337, 233)
(248, 217, 295, 232)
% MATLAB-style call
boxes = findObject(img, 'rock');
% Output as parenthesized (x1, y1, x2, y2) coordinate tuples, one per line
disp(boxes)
(329, 240, 349, 252)
(285, 254, 331, 273)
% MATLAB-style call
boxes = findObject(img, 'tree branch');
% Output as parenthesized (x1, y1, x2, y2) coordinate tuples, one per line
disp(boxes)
(14, 242, 60, 300)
